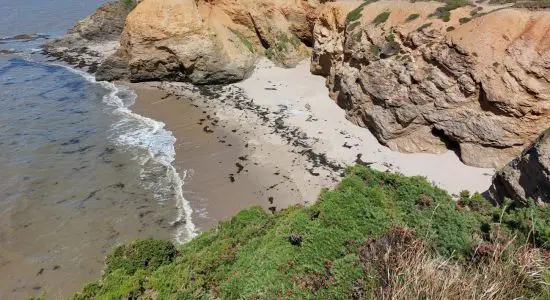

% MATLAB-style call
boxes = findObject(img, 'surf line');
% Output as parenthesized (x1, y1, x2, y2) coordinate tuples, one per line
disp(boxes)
(58, 64, 198, 243)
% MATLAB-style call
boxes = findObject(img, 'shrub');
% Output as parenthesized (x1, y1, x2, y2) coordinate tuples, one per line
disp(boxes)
(372, 11, 391, 26)
(406, 13, 420, 22)
(440, 9, 451, 22)
(433, 0, 471, 22)
(346, 2, 367, 24)
(264, 32, 302, 61)
(459, 17, 472, 24)
(444, 0, 471, 10)
(447, 26, 456, 31)
(417, 22, 433, 31)
(121, 0, 137, 9)
(105, 239, 178, 276)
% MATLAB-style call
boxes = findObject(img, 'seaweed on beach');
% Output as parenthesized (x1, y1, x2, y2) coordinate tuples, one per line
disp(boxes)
(191, 84, 345, 182)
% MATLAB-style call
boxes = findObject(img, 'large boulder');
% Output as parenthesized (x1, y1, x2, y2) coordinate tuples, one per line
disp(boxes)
(488, 129, 550, 206)
(97, 0, 256, 84)
(311, 1, 550, 168)
(97, 0, 322, 84)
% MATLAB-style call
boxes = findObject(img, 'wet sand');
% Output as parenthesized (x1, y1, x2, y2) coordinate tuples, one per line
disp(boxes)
(130, 84, 302, 232)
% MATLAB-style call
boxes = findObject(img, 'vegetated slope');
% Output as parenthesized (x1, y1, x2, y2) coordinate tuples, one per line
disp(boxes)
(73, 166, 550, 299)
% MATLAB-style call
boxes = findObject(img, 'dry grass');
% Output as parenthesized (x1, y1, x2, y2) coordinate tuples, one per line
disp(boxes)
(368, 230, 549, 300)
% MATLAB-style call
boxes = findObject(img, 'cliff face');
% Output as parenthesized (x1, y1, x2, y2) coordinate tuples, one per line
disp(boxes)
(311, 1, 550, 168)
(46, 0, 550, 169)
(42, 1, 134, 71)
(489, 129, 550, 206)
(97, 0, 321, 84)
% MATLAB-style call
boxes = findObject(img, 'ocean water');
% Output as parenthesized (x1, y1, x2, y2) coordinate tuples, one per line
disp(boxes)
(0, 1, 195, 298)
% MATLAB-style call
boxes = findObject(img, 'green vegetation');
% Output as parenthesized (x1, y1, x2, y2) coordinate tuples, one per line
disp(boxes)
(430, 0, 471, 22)
(264, 32, 301, 62)
(347, 21, 361, 32)
(73, 166, 550, 299)
(104, 239, 177, 276)
(447, 26, 456, 31)
(346, 0, 379, 24)
(417, 22, 433, 31)
(229, 29, 254, 52)
(372, 11, 391, 26)
(536, 127, 550, 145)
(370, 44, 381, 57)
(440, 10, 451, 22)
(490, 0, 550, 9)
(120, 0, 137, 9)
(346, 3, 366, 24)
(459, 17, 472, 24)
(406, 13, 420, 22)
(266, 47, 275, 59)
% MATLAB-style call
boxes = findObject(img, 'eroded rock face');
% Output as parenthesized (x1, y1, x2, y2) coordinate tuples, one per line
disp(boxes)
(489, 130, 550, 206)
(103, 0, 257, 84)
(98, 0, 322, 84)
(42, 1, 134, 71)
(311, 1, 550, 168)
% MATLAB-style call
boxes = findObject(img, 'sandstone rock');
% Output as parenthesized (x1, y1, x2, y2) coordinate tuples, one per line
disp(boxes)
(311, 1, 550, 167)
(107, 0, 257, 84)
(489, 129, 550, 206)
(97, 0, 323, 84)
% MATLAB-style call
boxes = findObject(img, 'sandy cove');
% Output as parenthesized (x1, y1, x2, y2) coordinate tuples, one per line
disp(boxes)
(132, 58, 493, 228)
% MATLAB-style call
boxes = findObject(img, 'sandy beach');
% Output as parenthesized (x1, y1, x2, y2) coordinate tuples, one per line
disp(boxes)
(131, 58, 494, 232)
(131, 84, 302, 232)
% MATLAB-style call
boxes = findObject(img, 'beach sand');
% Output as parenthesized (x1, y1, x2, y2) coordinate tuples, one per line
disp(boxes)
(154, 59, 493, 202)
(131, 84, 302, 232)
(131, 58, 494, 235)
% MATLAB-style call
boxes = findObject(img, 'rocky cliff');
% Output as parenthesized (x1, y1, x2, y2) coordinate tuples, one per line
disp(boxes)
(43, 1, 135, 71)
(489, 129, 550, 205)
(311, 1, 550, 168)
(45, 0, 550, 169)
(96, 0, 321, 84)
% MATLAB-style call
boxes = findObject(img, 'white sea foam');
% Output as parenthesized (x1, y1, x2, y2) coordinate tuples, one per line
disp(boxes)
(60, 66, 197, 243)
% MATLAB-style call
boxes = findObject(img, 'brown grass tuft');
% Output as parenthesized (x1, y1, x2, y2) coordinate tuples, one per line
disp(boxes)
(360, 229, 549, 299)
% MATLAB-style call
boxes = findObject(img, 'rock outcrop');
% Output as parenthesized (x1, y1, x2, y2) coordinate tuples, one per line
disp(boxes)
(42, 1, 134, 71)
(97, 0, 321, 84)
(311, 1, 550, 168)
(489, 129, 550, 206)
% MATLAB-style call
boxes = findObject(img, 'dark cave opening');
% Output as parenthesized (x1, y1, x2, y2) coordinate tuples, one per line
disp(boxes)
(431, 127, 462, 158)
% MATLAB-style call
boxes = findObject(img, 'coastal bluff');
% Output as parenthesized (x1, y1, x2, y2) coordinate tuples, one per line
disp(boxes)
(96, 0, 318, 84)
(44, 0, 550, 195)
